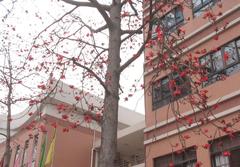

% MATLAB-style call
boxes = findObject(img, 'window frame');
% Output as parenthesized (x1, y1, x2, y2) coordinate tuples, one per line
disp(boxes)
(154, 147, 197, 167)
(199, 37, 240, 86)
(151, 6, 184, 38)
(162, 6, 184, 31)
(192, 0, 216, 17)
(152, 71, 191, 110)
(210, 133, 240, 167)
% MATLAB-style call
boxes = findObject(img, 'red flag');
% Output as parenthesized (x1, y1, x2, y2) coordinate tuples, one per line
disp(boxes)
(0, 156, 4, 167)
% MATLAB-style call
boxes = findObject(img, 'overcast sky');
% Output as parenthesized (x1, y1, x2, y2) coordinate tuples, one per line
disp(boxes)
(0, 0, 145, 115)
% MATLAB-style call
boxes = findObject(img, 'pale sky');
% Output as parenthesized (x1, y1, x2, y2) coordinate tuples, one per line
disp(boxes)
(0, 0, 145, 115)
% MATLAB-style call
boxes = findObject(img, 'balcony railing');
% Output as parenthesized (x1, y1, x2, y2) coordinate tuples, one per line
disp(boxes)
(116, 153, 145, 167)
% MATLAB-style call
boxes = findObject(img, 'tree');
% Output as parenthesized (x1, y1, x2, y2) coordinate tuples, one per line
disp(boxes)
(30, 0, 149, 166)
(0, 26, 49, 167)
(15, 0, 239, 166)
(0, 0, 18, 21)
(27, 0, 239, 167)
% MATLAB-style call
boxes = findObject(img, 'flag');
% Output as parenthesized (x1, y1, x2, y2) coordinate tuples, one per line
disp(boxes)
(13, 150, 21, 167)
(0, 156, 4, 167)
(39, 135, 47, 167)
(44, 129, 56, 166)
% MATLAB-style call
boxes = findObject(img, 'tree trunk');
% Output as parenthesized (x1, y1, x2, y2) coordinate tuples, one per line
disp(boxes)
(3, 56, 12, 167)
(3, 109, 11, 167)
(99, 1, 121, 167)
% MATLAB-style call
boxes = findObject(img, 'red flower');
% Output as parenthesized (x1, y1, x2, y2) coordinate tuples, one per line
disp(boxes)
(183, 134, 191, 140)
(28, 134, 33, 139)
(84, 115, 92, 123)
(28, 55, 34, 61)
(39, 124, 47, 133)
(173, 89, 181, 96)
(213, 35, 219, 40)
(185, 117, 193, 126)
(169, 161, 174, 167)
(51, 122, 57, 128)
(75, 96, 81, 101)
(62, 114, 69, 120)
(28, 112, 33, 116)
(223, 52, 229, 62)
(56, 103, 67, 111)
(195, 161, 203, 167)
(202, 143, 210, 149)
(223, 151, 231, 157)
(180, 71, 187, 78)
(63, 127, 69, 133)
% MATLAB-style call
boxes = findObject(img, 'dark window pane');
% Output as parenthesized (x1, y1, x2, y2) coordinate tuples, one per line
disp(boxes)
(230, 149, 240, 167)
(154, 148, 196, 167)
(200, 54, 213, 74)
(153, 81, 162, 101)
(192, 0, 202, 9)
(225, 63, 240, 75)
(214, 154, 230, 167)
(223, 41, 238, 66)
(236, 39, 240, 58)
(161, 6, 184, 31)
(212, 50, 224, 72)
(162, 87, 170, 97)
(193, 0, 215, 16)
(175, 7, 184, 23)
(152, 70, 191, 110)
(203, 0, 211, 5)
(152, 24, 158, 39)
(165, 12, 175, 29)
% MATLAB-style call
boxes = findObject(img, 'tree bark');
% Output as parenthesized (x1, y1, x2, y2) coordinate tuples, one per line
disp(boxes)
(3, 56, 12, 167)
(3, 106, 11, 167)
(99, 1, 121, 167)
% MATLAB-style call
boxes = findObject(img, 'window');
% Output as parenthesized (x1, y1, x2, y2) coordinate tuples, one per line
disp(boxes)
(152, 71, 191, 110)
(213, 154, 230, 167)
(152, 6, 184, 38)
(31, 135, 39, 167)
(154, 147, 197, 167)
(199, 37, 240, 86)
(192, 0, 216, 17)
(211, 133, 240, 167)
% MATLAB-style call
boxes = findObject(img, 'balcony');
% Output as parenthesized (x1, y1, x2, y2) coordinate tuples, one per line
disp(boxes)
(92, 121, 145, 167)
(115, 153, 145, 167)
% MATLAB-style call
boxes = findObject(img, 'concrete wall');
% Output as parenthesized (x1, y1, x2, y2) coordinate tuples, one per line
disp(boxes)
(0, 115, 100, 167)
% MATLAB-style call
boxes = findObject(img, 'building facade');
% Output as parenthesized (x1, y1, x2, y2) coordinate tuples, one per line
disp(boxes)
(0, 82, 145, 167)
(143, 0, 240, 167)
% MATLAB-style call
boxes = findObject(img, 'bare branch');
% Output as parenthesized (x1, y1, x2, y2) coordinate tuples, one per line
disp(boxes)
(128, 1, 138, 16)
(119, 0, 154, 72)
(71, 57, 110, 94)
(88, 0, 112, 27)
(121, 29, 142, 35)
(0, 132, 7, 138)
(119, 40, 146, 73)
(94, 24, 108, 33)
(34, 6, 78, 40)
(62, 0, 110, 11)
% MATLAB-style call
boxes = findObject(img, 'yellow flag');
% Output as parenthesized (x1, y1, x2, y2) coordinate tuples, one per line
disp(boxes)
(45, 130, 56, 166)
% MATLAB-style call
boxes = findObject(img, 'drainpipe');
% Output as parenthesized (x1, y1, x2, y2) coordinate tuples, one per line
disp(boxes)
(91, 125, 97, 167)
(90, 148, 95, 167)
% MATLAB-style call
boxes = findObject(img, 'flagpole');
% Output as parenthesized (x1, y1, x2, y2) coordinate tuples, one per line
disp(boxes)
(50, 129, 56, 167)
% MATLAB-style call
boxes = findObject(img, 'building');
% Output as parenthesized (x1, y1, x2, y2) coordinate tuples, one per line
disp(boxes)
(143, 0, 240, 167)
(0, 81, 145, 167)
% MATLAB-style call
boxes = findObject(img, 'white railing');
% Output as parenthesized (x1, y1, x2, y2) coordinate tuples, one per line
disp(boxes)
(116, 153, 145, 167)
